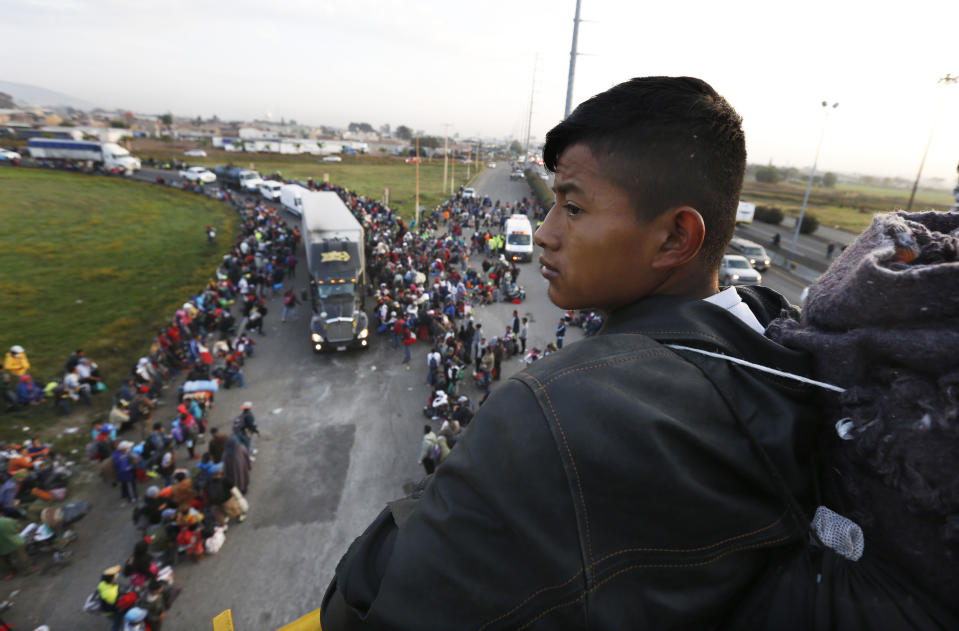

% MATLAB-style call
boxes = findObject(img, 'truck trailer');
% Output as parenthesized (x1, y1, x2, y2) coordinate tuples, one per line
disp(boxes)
(300, 191, 369, 352)
(27, 138, 141, 173)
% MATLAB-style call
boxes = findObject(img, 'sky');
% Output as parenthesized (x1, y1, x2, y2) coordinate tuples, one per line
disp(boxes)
(3, 0, 959, 183)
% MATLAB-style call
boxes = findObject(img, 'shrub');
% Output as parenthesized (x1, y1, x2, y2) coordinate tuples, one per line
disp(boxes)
(755, 166, 781, 184)
(798, 213, 820, 234)
(524, 168, 554, 206)
(754, 205, 784, 224)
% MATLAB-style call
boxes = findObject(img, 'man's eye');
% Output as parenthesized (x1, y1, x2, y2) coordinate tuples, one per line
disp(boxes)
(565, 204, 582, 216)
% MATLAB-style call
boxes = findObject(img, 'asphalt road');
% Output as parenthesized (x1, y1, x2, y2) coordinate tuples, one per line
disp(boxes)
(8, 162, 809, 629)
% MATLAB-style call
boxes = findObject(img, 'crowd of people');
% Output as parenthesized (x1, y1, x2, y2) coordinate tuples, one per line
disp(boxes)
(294, 181, 563, 474)
(2, 346, 106, 416)
(80, 192, 296, 630)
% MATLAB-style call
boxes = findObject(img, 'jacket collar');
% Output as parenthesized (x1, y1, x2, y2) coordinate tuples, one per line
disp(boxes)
(600, 287, 811, 376)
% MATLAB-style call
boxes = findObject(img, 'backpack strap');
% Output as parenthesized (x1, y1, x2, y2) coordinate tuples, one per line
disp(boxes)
(665, 343, 816, 541)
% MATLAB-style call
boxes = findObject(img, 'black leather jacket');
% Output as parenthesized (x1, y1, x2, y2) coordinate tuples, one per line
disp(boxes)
(323, 288, 820, 630)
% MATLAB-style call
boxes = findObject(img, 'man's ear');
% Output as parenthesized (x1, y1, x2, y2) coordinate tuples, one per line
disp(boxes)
(650, 206, 705, 271)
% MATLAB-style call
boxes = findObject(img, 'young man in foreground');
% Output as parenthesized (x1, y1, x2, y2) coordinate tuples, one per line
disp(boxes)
(321, 76, 818, 629)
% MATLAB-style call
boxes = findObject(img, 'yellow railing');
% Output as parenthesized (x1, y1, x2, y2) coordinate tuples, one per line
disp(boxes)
(213, 608, 322, 631)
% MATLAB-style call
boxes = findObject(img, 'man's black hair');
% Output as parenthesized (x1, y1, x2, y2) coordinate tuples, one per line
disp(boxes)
(543, 76, 746, 270)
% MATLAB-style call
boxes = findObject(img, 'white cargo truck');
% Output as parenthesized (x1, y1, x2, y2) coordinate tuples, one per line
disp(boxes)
(736, 201, 756, 224)
(27, 138, 141, 173)
(280, 184, 308, 217)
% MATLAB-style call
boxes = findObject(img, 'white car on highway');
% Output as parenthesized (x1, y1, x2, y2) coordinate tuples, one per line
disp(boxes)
(184, 149, 207, 157)
(719, 254, 762, 286)
(258, 180, 283, 201)
(179, 166, 216, 183)
(322, 155, 342, 162)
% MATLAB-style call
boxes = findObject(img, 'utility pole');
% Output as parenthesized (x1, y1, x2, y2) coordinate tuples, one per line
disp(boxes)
(415, 136, 421, 229)
(442, 124, 450, 195)
(525, 55, 537, 158)
(564, 0, 583, 118)
(466, 145, 471, 180)
(906, 73, 958, 212)
(789, 101, 838, 267)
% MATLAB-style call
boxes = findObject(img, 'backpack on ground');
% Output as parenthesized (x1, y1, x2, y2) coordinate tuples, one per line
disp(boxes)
(82, 590, 105, 614)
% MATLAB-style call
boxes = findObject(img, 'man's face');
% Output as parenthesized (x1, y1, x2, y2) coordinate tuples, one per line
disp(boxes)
(534, 143, 664, 311)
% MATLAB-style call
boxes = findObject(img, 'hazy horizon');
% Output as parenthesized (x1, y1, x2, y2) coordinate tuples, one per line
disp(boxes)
(3, 0, 958, 183)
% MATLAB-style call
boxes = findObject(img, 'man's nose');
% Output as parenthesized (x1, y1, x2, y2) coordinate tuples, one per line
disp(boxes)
(534, 205, 560, 250)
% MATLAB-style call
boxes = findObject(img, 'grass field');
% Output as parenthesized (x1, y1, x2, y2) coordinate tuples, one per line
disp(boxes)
(0, 167, 238, 439)
(138, 150, 484, 219)
(741, 179, 955, 233)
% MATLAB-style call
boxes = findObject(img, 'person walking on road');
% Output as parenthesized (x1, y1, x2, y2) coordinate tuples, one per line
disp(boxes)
(419, 425, 438, 475)
(519, 317, 528, 353)
(281, 288, 300, 322)
(401, 318, 415, 366)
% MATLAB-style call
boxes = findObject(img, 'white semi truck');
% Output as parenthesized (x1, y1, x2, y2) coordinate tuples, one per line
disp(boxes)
(27, 138, 141, 173)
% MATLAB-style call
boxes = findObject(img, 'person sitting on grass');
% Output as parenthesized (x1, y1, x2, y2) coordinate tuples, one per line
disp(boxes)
(64, 365, 92, 407)
(3, 346, 30, 377)
(0, 372, 21, 413)
(15, 375, 44, 407)
(0, 517, 33, 579)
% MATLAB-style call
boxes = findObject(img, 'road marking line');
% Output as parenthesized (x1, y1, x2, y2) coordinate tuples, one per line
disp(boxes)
(768, 267, 807, 288)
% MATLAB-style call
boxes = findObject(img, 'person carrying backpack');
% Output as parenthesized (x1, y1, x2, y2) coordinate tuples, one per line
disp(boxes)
(322, 76, 823, 630)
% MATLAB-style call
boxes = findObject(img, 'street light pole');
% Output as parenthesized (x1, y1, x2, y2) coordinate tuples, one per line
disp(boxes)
(415, 136, 421, 229)
(564, 0, 583, 118)
(906, 73, 957, 212)
(789, 101, 838, 267)
(442, 124, 450, 195)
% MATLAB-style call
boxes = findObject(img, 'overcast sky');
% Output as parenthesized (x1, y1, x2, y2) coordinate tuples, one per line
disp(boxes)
(4, 0, 958, 182)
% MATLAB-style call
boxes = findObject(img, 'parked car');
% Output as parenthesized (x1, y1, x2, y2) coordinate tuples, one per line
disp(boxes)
(0, 148, 22, 161)
(719, 254, 762, 286)
(184, 149, 207, 157)
(322, 155, 342, 162)
(179, 166, 216, 183)
(488, 162, 497, 168)
(729, 237, 771, 271)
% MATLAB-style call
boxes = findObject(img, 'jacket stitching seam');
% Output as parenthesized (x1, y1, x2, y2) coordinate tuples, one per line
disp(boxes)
(523, 350, 676, 388)
(475, 568, 584, 631)
(476, 510, 785, 629)
(589, 511, 787, 564)
(626, 329, 727, 345)
(525, 372, 594, 568)
(510, 535, 792, 631)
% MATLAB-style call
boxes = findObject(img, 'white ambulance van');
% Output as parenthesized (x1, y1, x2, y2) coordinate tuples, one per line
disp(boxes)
(504, 214, 534, 262)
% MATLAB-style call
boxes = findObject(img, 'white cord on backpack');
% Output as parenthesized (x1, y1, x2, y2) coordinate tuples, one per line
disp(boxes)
(665, 344, 846, 393)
